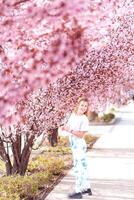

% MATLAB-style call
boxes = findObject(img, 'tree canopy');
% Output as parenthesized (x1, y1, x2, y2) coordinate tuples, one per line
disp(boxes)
(0, 0, 134, 124)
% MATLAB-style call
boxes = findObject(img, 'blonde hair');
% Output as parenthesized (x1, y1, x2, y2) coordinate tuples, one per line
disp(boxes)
(73, 97, 89, 116)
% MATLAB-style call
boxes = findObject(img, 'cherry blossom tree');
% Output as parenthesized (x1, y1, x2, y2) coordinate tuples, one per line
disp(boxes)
(0, 0, 125, 124)
(54, 1, 134, 112)
(0, 87, 66, 175)
(0, 0, 134, 176)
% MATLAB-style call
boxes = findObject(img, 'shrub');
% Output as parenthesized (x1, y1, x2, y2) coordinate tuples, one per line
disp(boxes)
(84, 134, 97, 144)
(58, 136, 70, 146)
(84, 134, 98, 149)
(101, 113, 115, 122)
(0, 155, 65, 200)
(0, 175, 39, 200)
(27, 155, 64, 175)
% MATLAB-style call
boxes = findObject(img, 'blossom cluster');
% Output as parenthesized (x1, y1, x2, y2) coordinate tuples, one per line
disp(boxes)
(0, 0, 134, 124)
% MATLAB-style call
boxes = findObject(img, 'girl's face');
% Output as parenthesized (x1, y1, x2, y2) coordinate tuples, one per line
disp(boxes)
(77, 101, 88, 115)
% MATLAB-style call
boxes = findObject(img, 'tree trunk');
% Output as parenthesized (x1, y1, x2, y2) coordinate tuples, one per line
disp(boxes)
(19, 149, 31, 176)
(12, 135, 21, 174)
(0, 130, 37, 176)
(5, 154, 12, 176)
(19, 134, 35, 176)
(0, 138, 12, 175)
(48, 128, 58, 147)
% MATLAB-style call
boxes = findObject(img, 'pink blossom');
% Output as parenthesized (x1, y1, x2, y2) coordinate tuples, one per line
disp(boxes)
(0, 0, 134, 124)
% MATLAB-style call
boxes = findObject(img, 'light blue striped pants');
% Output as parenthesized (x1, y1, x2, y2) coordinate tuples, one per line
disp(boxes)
(69, 136, 91, 193)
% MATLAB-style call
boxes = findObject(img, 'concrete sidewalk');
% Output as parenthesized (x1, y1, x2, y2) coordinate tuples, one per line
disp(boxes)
(94, 102, 134, 149)
(45, 102, 134, 200)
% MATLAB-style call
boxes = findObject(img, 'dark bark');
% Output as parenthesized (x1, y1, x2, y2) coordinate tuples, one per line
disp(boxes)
(5, 154, 12, 175)
(0, 138, 12, 175)
(0, 123, 40, 176)
(48, 128, 58, 147)
(12, 135, 21, 174)
(0, 133, 35, 176)
(19, 134, 35, 175)
(19, 149, 31, 176)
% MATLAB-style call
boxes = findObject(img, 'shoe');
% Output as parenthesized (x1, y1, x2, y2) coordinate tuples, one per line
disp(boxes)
(82, 188, 92, 195)
(68, 192, 82, 199)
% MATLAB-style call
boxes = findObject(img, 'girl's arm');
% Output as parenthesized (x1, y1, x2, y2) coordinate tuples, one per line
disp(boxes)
(61, 125, 86, 138)
(70, 130, 86, 138)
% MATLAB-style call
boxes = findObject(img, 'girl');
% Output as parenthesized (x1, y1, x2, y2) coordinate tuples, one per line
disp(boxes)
(61, 97, 92, 199)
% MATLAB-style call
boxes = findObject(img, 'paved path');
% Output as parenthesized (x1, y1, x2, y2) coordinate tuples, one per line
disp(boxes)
(94, 102, 134, 149)
(45, 102, 134, 200)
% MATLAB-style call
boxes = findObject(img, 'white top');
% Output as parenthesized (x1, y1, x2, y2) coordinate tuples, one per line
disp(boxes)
(67, 112, 89, 133)
(66, 112, 89, 152)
